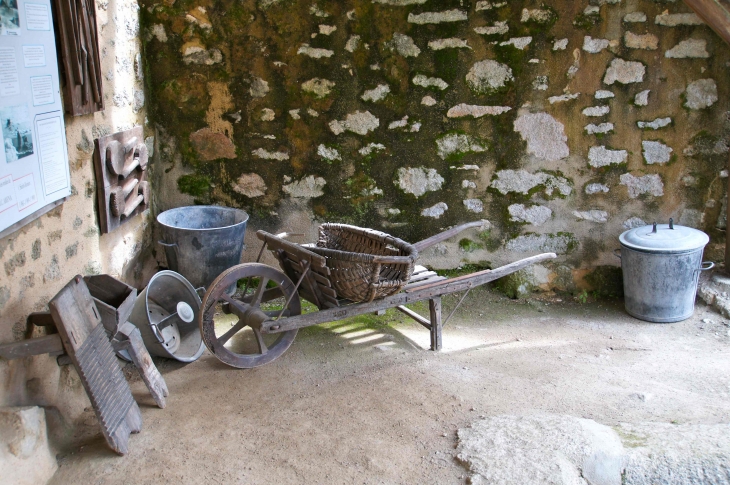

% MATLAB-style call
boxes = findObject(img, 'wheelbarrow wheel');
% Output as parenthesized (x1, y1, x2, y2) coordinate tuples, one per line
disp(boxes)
(199, 263, 301, 368)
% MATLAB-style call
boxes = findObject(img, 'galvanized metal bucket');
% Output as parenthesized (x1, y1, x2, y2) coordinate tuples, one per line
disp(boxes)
(157, 206, 249, 290)
(618, 220, 714, 323)
(128, 270, 205, 362)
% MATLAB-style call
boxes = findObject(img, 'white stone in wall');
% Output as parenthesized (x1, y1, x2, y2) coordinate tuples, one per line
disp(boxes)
(553, 38, 568, 50)
(260, 108, 275, 121)
(388, 116, 409, 129)
(150, 24, 168, 42)
(361, 84, 391, 102)
(373, 0, 427, 5)
(421, 95, 437, 106)
(642, 140, 672, 164)
(491, 170, 572, 196)
(500, 37, 532, 50)
(458, 165, 480, 171)
(421, 202, 448, 218)
(655, 12, 704, 26)
(637, 117, 671, 130)
(620, 173, 663, 198)
(329, 111, 380, 135)
(447, 104, 511, 118)
(582, 105, 610, 116)
(623, 12, 646, 23)
(232, 173, 267, 197)
(182, 45, 223, 65)
(548, 93, 580, 104)
(684, 79, 718, 109)
(412, 74, 449, 90)
(345, 35, 361, 53)
(508, 204, 552, 225)
(248, 76, 270, 98)
(623, 216, 646, 229)
(301, 78, 335, 98)
(506, 234, 574, 253)
(436, 133, 487, 159)
(567, 49, 580, 79)
(585, 123, 614, 135)
(466, 60, 513, 94)
(396, 167, 444, 196)
(533, 76, 548, 91)
(462, 180, 477, 189)
(474, 21, 509, 35)
(603, 58, 645, 84)
(521, 8, 554, 23)
(584, 5, 599, 15)
(573, 210, 608, 223)
(588, 146, 627, 167)
(133, 89, 144, 112)
(679, 208, 703, 228)
(583, 36, 610, 53)
(585, 183, 609, 194)
(408, 10, 468, 24)
(387, 208, 401, 216)
(513, 112, 569, 162)
(113, 88, 132, 107)
(307, 108, 319, 117)
(252, 148, 289, 160)
(310, 5, 330, 16)
(634, 90, 650, 106)
(297, 44, 334, 58)
(359, 143, 386, 156)
(475, 1, 506, 11)
(429, 38, 471, 50)
(623, 32, 658, 50)
(283, 175, 327, 198)
(595, 90, 614, 99)
(463, 199, 484, 213)
(387, 33, 421, 57)
(318, 25, 336, 35)
(317, 144, 341, 161)
(289, 109, 301, 120)
(665, 39, 709, 58)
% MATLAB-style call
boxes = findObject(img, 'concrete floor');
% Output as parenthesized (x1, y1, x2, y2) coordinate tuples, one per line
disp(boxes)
(48, 288, 730, 484)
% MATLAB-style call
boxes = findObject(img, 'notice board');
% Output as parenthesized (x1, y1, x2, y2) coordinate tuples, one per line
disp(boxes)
(0, 0, 71, 238)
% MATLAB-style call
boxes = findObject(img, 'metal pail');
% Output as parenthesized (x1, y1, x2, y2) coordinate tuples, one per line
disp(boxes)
(157, 206, 249, 290)
(619, 221, 713, 323)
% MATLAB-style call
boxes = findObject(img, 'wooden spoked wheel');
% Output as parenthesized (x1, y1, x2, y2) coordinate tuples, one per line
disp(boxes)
(199, 263, 301, 368)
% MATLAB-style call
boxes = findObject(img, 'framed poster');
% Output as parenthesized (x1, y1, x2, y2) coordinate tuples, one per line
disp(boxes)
(0, 0, 70, 238)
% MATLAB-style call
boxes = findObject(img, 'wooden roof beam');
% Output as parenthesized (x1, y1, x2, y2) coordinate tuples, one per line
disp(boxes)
(683, 0, 730, 46)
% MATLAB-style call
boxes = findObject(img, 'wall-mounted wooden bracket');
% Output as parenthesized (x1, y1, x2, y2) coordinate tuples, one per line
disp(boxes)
(93, 126, 150, 234)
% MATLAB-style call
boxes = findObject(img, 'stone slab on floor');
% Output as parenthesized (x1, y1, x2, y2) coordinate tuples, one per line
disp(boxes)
(0, 406, 58, 485)
(457, 414, 730, 485)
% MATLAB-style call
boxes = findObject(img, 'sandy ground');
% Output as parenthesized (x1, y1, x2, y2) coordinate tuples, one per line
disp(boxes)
(48, 288, 730, 484)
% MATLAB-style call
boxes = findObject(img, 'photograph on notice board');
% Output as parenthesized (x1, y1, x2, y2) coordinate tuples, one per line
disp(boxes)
(1, 104, 34, 162)
(0, 0, 20, 35)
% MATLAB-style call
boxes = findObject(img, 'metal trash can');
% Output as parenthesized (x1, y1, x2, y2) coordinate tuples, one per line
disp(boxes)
(618, 219, 714, 323)
(157, 206, 249, 290)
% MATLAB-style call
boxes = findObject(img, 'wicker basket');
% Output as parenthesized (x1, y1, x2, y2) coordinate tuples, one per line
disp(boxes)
(307, 223, 418, 303)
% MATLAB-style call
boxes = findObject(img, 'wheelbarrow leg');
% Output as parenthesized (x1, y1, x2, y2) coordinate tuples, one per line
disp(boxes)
(429, 297, 442, 351)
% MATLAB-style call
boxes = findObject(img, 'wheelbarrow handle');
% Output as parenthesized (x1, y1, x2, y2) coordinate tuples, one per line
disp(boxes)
(413, 221, 485, 252)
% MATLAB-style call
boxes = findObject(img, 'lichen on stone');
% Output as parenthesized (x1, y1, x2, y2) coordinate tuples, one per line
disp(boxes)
(466, 60, 513, 95)
(429, 38, 471, 50)
(463, 199, 484, 213)
(329, 111, 380, 135)
(585, 183, 609, 194)
(506, 233, 577, 254)
(603, 58, 645, 85)
(302, 78, 335, 98)
(386, 33, 421, 57)
(297, 44, 334, 58)
(447, 104, 511, 118)
(665, 39, 709, 59)
(317, 144, 341, 162)
(252, 148, 289, 160)
(232, 173, 267, 198)
(509, 204, 552, 225)
(513, 112, 569, 162)
(474, 21, 509, 36)
(490, 170, 572, 197)
(421, 202, 448, 218)
(637, 117, 671, 130)
(412, 74, 449, 90)
(684, 79, 718, 109)
(283, 175, 327, 198)
(585, 123, 614, 135)
(588, 146, 627, 167)
(573, 210, 608, 223)
(642, 140, 672, 165)
(619, 173, 664, 198)
(408, 10, 468, 25)
(361, 84, 391, 103)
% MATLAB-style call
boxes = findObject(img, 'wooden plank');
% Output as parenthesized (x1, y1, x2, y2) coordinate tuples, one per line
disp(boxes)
(112, 322, 168, 409)
(404, 276, 446, 290)
(407, 270, 438, 283)
(682, 0, 730, 46)
(262, 252, 556, 333)
(257, 230, 327, 269)
(0, 334, 64, 360)
(413, 221, 484, 252)
(395, 305, 431, 329)
(429, 297, 443, 351)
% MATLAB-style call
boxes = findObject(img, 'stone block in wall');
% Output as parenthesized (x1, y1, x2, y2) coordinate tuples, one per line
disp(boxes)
(0, 406, 57, 485)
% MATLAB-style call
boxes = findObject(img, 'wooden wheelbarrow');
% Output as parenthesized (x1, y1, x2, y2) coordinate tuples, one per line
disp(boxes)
(199, 222, 556, 368)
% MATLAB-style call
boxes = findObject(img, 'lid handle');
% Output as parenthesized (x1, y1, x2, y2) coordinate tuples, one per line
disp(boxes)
(652, 222, 657, 233)
(669, 218, 674, 229)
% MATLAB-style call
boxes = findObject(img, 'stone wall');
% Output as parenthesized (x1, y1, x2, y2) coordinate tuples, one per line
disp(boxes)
(143, 0, 729, 295)
(0, 0, 152, 447)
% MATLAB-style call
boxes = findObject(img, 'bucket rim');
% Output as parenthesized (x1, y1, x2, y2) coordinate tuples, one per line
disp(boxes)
(156, 205, 249, 232)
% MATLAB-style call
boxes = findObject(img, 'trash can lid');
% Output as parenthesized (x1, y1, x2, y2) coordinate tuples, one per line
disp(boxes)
(619, 221, 709, 253)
